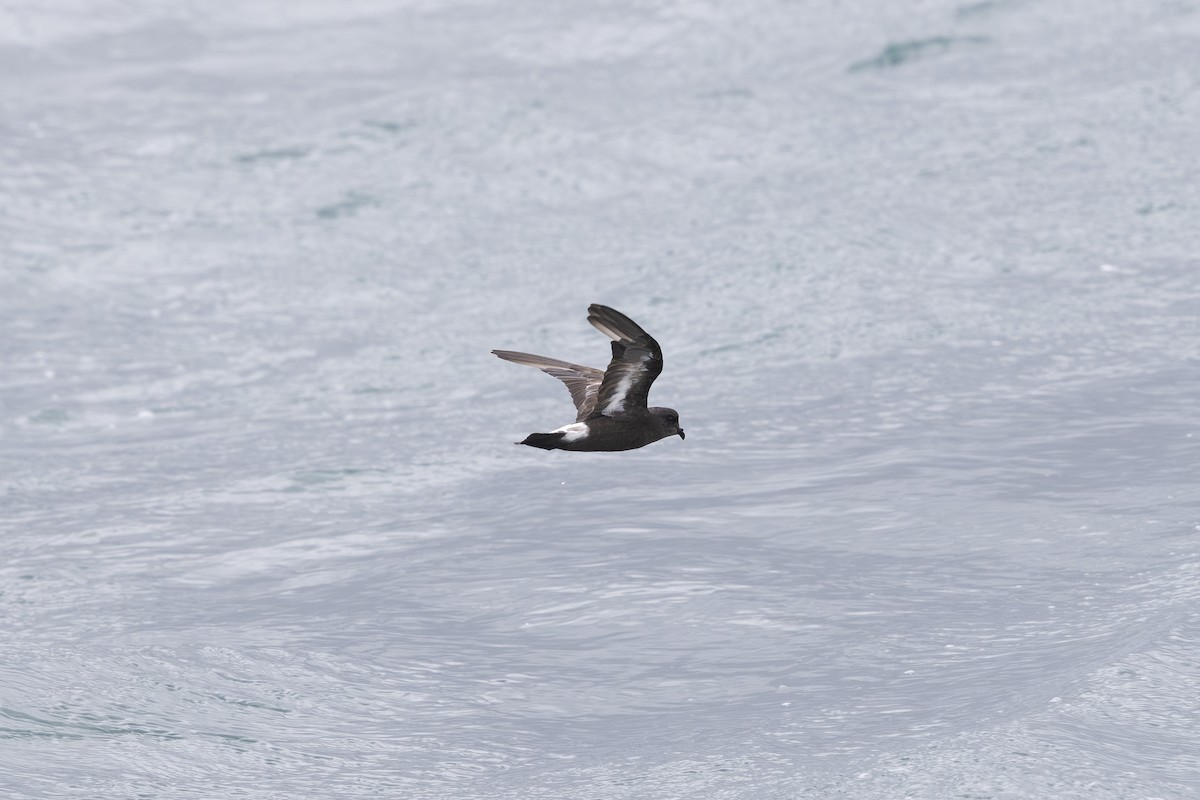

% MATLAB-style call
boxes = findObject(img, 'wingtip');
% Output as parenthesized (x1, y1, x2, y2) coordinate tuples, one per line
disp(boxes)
(586, 303, 647, 342)
(586, 303, 620, 321)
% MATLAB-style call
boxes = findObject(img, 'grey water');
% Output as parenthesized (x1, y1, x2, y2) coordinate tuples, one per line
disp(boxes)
(2, 1, 1199, 797)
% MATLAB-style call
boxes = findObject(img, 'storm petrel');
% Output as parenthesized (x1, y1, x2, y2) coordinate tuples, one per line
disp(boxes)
(492, 304, 685, 451)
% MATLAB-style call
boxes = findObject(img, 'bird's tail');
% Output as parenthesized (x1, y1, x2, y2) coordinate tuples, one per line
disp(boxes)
(518, 432, 562, 450)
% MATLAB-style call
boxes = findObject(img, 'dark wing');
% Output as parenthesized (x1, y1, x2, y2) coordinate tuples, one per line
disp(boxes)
(585, 304, 664, 418)
(491, 350, 606, 422)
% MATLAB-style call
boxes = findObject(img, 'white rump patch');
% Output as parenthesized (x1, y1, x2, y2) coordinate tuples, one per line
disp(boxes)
(552, 422, 590, 442)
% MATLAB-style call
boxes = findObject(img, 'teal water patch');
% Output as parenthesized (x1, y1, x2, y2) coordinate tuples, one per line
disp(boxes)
(282, 467, 390, 492)
(28, 408, 69, 425)
(956, 0, 1021, 19)
(849, 36, 989, 72)
(0, 706, 182, 741)
(361, 119, 416, 135)
(234, 147, 310, 164)
(316, 192, 379, 219)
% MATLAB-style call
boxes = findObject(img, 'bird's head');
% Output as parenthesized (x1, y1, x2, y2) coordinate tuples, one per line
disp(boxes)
(650, 407, 685, 441)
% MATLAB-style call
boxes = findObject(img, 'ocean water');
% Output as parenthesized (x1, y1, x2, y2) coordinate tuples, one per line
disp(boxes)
(3, 1, 1199, 797)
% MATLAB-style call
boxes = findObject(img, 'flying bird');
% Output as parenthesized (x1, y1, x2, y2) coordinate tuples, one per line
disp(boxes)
(492, 304, 685, 451)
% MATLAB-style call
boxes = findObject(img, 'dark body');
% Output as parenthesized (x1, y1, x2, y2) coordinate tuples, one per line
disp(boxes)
(521, 409, 682, 451)
(492, 304, 685, 452)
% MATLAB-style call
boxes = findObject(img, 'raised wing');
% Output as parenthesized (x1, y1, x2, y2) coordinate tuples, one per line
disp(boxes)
(585, 304, 664, 418)
(491, 350, 606, 422)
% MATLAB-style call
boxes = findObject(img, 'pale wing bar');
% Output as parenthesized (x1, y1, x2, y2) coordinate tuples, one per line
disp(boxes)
(585, 304, 664, 418)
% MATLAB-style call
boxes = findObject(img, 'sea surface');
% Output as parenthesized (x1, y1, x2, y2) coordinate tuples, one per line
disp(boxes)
(2, 1, 1199, 798)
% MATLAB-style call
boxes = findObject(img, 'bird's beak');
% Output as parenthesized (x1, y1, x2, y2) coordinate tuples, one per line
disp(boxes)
(678, 428, 685, 440)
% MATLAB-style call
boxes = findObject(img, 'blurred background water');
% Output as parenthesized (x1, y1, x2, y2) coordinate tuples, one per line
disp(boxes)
(2, 1, 1199, 797)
